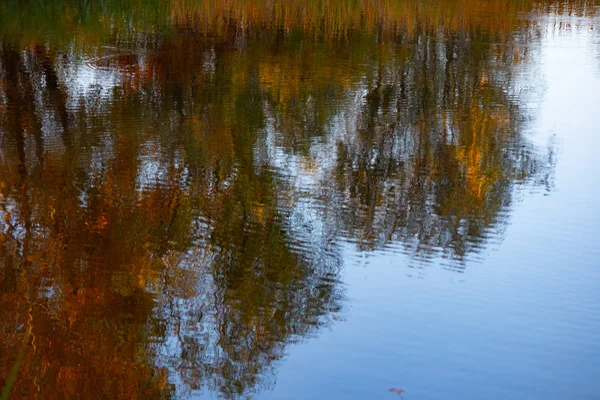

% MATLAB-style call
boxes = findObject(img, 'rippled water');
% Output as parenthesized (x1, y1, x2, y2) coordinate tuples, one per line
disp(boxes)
(1, 1, 600, 399)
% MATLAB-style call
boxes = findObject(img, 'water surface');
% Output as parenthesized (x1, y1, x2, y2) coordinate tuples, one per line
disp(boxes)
(1, 1, 599, 399)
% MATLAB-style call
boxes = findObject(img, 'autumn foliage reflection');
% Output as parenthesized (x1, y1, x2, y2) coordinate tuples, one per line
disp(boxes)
(0, 0, 585, 398)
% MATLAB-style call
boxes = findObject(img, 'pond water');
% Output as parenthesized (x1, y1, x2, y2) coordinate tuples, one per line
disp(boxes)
(1, 1, 599, 399)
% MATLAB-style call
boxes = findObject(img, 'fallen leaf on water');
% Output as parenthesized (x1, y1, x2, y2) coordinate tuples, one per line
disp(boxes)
(389, 388, 405, 394)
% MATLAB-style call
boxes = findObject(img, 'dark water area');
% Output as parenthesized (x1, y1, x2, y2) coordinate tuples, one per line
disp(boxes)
(1, 1, 600, 399)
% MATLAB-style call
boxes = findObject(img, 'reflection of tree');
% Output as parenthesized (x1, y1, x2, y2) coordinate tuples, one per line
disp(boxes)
(309, 31, 556, 262)
(0, 1, 582, 398)
(0, 37, 343, 399)
(0, 45, 176, 399)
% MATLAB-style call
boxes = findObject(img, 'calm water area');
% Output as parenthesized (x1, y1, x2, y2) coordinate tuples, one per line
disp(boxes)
(1, 1, 600, 399)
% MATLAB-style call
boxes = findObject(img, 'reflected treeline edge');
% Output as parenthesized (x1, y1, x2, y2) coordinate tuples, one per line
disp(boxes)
(0, 0, 593, 398)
